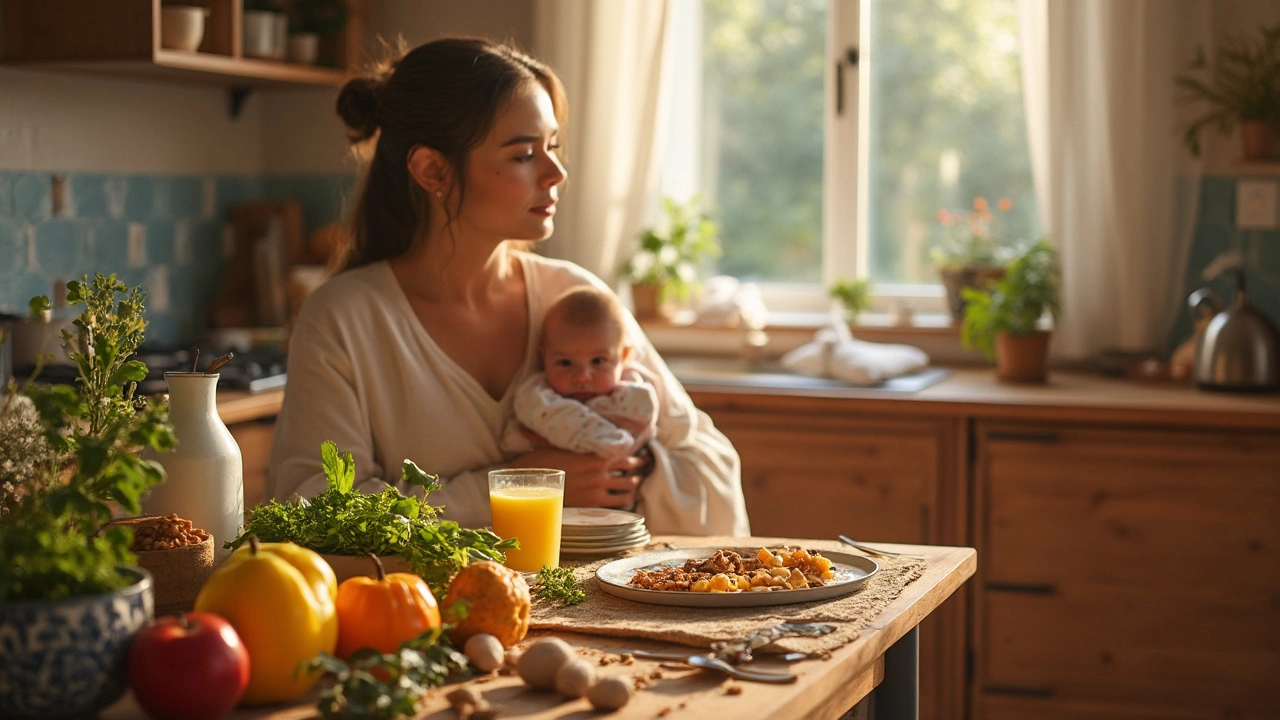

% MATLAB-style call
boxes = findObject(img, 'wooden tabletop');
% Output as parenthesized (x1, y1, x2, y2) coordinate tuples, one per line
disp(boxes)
(103, 538, 976, 720)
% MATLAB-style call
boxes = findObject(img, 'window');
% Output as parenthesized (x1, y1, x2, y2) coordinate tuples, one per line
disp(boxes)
(659, 0, 1039, 316)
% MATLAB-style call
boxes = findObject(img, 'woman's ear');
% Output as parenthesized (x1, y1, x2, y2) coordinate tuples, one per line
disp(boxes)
(406, 145, 452, 198)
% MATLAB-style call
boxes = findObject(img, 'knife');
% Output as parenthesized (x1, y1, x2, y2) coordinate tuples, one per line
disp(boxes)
(624, 650, 797, 683)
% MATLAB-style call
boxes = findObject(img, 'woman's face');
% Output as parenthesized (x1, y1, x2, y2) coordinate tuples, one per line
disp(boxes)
(455, 82, 566, 242)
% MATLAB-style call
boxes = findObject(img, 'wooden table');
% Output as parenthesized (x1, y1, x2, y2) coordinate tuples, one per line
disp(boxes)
(104, 539, 975, 720)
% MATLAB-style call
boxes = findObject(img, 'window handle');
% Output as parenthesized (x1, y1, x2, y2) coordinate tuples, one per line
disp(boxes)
(836, 46, 859, 116)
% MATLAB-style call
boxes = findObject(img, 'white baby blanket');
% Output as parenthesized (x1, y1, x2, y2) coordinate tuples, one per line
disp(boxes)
(781, 318, 930, 386)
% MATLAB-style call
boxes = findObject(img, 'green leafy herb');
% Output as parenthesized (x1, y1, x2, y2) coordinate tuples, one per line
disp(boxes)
(306, 627, 470, 720)
(230, 441, 518, 597)
(0, 274, 175, 601)
(535, 565, 586, 606)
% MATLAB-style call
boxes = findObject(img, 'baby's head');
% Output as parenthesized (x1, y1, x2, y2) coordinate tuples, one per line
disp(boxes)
(540, 287, 632, 400)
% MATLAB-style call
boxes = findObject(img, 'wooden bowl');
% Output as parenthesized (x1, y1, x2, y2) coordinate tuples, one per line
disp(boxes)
(111, 516, 216, 616)
(321, 553, 414, 584)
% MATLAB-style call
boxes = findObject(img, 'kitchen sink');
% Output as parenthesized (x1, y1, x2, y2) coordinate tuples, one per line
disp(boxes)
(663, 357, 951, 393)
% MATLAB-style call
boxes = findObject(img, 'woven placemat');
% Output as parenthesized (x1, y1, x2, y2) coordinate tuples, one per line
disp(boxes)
(531, 539, 927, 655)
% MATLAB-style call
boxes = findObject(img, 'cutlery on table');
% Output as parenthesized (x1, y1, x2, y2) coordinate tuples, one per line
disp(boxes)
(838, 535, 925, 559)
(625, 650, 797, 683)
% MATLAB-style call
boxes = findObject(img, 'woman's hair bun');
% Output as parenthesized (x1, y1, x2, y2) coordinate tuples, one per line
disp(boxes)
(336, 76, 382, 143)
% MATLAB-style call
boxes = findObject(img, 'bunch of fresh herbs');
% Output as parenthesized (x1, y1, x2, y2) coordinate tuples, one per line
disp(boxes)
(0, 275, 175, 601)
(306, 627, 470, 720)
(535, 565, 586, 606)
(230, 441, 518, 597)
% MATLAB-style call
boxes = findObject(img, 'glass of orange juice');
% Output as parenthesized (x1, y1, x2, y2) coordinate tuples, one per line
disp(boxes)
(488, 468, 565, 573)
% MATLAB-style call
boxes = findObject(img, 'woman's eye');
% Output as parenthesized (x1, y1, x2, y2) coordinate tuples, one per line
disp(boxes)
(516, 152, 535, 162)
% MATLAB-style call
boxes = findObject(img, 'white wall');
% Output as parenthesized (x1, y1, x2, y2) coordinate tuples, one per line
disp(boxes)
(0, 67, 264, 174)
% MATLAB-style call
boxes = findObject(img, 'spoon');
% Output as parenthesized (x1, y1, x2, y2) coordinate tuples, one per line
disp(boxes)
(839, 535, 925, 559)
(685, 655, 797, 683)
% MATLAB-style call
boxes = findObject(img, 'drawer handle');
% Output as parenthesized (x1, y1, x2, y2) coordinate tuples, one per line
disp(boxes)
(986, 431, 1060, 444)
(984, 685, 1053, 698)
(985, 582, 1057, 595)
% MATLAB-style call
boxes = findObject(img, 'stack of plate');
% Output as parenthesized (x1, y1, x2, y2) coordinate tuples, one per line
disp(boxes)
(560, 508, 650, 557)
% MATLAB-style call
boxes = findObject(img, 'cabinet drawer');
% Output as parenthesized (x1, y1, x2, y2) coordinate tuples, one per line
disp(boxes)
(981, 583, 1280, 712)
(714, 414, 940, 542)
(980, 425, 1280, 588)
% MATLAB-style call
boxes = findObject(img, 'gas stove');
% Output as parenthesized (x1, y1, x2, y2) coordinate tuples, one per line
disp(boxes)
(18, 346, 288, 396)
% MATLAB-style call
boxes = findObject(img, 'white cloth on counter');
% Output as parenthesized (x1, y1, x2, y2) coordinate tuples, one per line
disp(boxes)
(693, 276, 768, 329)
(781, 317, 930, 386)
(268, 253, 750, 537)
(500, 367, 658, 462)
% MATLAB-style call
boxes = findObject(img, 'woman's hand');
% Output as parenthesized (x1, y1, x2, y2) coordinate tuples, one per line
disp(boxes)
(510, 447, 641, 508)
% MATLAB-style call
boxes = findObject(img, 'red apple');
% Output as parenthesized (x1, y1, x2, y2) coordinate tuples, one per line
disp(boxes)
(128, 612, 250, 720)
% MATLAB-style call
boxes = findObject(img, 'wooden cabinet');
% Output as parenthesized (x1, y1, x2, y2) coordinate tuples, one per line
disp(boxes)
(687, 390, 967, 720)
(971, 421, 1280, 719)
(2, 0, 369, 89)
(227, 416, 276, 509)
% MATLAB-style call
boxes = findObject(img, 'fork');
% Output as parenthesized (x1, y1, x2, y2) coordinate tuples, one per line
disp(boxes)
(839, 535, 925, 559)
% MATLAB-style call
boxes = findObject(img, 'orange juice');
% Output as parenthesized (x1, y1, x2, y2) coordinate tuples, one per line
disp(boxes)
(490, 485, 564, 572)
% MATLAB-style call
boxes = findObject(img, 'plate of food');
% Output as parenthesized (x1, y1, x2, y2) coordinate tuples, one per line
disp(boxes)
(595, 546, 879, 607)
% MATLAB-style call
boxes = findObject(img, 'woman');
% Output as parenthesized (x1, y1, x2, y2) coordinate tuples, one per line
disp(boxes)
(267, 37, 750, 536)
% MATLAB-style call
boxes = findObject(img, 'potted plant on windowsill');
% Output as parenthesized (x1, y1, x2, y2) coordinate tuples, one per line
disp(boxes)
(829, 277, 873, 325)
(0, 275, 176, 720)
(623, 195, 721, 322)
(932, 196, 1018, 325)
(1176, 22, 1280, 160)
(960, 239, 1061, 383)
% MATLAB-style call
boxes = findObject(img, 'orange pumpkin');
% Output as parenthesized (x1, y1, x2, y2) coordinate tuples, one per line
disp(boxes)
(442, 560, 531, 648)
(334, 554, 441, 659)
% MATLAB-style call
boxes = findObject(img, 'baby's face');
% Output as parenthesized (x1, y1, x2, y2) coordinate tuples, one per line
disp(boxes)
(541, 320, 629, 401)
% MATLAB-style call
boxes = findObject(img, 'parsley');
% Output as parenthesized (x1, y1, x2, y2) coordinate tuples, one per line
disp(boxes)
(306, 626, 470, 719)
(229, 441, 518, 597)
(535, 565, 586, 605)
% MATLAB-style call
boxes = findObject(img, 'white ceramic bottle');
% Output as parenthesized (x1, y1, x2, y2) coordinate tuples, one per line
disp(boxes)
(141, 372, 244, 563)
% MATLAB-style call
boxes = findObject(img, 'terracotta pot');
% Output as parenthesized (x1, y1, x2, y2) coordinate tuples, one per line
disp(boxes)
(938, 266, 1006, 324)
(630, 283, 670, 321)
(1240, 121, 1275, 161)
(995, 331, 1052, 383)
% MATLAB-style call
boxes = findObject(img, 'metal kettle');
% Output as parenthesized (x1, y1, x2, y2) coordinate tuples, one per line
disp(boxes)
(1191, 282, 1280, 393)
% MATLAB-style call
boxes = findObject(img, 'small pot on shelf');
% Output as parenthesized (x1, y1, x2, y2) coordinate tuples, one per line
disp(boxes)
(1240, 120, 1276, 161)
(630, 282, 672, 322)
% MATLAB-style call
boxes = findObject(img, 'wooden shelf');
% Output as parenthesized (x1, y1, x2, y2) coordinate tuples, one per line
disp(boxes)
(2, 0, 365, 90)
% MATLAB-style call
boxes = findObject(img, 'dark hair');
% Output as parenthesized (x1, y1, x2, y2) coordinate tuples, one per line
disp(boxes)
(542, 287, 630, 348)
(334, 37, 567, 270)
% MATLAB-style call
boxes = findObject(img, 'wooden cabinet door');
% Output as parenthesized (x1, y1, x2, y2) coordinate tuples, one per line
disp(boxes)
(228, 417, 277, 510)
(973, 422, 1280, 719)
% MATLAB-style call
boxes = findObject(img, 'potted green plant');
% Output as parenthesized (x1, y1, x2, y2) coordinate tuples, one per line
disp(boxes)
(932, 196, 1018, 324)
(829, 277, 873, 325)
(960, 239, 1061, 383)
(0, 275, 175, 719)
(623, 195, 721, 321)
(1176, 22, 1280, 159)
(290, 0, 350, 67)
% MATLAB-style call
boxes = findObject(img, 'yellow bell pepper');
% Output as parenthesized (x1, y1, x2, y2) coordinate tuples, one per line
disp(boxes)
(335, 554, 441, 659)
(194, 538, 338, 705)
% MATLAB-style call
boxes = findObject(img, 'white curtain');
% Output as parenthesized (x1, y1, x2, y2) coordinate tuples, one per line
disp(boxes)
(1017, 0, 1211, 360)
(532, 0, 671, 285)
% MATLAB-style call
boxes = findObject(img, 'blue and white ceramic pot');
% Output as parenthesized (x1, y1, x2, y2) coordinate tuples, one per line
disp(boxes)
(0, 567, 154, 719)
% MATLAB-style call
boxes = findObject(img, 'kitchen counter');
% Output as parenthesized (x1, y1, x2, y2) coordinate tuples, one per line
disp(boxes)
(216, 389, 284, 426)
(672, 364, 1280, 430)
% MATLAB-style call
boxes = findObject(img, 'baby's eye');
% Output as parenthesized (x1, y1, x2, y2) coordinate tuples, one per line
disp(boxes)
(591, 357, 611, 366)
(554, 358, 573, 368)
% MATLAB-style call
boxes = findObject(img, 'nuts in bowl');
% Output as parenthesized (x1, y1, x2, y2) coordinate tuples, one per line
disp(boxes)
(111, 514, 216, 615)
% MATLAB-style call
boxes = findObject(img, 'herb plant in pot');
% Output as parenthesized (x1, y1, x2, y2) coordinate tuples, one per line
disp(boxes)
(829, 277, 873, 325)
(0, 275, 175, 719)
(623, 195, 721, 321)
(1176, 22, 1280, 160)
(932, 197, 1018, 324)
(961, 239, 1062, 383)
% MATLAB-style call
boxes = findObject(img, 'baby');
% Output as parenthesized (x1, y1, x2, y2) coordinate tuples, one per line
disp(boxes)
(502, 287, 658, 461)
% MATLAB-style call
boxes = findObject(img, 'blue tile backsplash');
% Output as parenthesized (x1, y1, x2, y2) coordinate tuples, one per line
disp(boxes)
(0, 171, 352, 346)
(1170, 175, 1280, 351)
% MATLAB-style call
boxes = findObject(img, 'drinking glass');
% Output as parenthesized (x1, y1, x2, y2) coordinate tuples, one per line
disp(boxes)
(488, 468, 565, 573)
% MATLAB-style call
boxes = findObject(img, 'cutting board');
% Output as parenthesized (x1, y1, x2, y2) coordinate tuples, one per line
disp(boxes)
(212, 201, 306, 328)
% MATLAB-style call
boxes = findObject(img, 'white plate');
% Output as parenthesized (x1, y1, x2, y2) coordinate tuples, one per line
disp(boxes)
(562, 507, 646, 536)
(561, 533, 652, 557)
(595, 547, 878, 608)
(562, 527, 650, 546)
